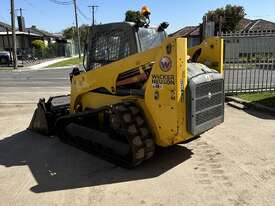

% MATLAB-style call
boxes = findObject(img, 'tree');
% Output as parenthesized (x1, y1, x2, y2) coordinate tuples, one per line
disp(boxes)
(125, 10, 145, 23)
(62, 27, 74, 39)
(63, 24, 90, 47)
(79, 24, 89, 47)
(205, 4, 246, 33)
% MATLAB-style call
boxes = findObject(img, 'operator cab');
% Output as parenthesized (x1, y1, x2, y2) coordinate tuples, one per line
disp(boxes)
(85, 22, 167, 71)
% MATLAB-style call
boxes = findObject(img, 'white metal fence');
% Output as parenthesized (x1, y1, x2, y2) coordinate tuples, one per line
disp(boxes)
(221, 31, 275, 94)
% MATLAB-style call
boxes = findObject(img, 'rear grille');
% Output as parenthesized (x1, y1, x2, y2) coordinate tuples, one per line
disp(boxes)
(196, 105, 223, 126)
(196, 93, 223, 112)
(196, 80, 223, 98)
(188, 78, 224, 135)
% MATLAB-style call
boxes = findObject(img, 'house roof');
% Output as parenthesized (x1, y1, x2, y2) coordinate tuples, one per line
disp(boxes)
(171, 18, 275, 38)
(0, 21, 12, 32)
(170, 26, 200, 37)
(0, 21, 60, 38)
(0, 31, 40, 36)
(25, 26, 58, 38)
(237, 18, 275, 32)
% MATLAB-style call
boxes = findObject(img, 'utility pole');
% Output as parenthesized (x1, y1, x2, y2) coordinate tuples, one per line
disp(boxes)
(10, 0, 17, 69)
(88, 5, 99, 26)
(73, 0, 81, 59)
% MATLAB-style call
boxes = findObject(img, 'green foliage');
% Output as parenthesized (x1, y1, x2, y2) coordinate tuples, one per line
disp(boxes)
(79, 24, 89, 47)
(125, 10, 145, 23)
(205, 4, 246, 33)
(236, 92, 275, 108)
(63, 27, 74, 39)
(48, 42, 57, 49)
(62, 24, 89, 48)
(32, 40, 46, 49)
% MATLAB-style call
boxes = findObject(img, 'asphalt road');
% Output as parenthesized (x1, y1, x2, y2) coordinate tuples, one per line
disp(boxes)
(0, 68, 71, 103)
(1, 66, 275, 94)
(0, 68, 275, 206)
(0, 68, 71, 88)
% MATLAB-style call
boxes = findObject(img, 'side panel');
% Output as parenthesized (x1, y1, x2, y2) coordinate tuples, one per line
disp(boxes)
(81, 92, 136, 109)
(142, 38, 191, 146)
(70, 46, 159, 112)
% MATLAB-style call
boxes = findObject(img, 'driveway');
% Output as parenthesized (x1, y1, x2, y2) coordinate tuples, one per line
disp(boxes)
(0, 68, 274, 206)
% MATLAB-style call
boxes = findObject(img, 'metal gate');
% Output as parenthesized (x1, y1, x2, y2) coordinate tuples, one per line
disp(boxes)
(221, 31, 275, 94)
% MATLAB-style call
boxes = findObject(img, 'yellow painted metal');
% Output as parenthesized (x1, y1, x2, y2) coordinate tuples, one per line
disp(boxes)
(70, 46, 159, 112)
(81, 92, 137, 109)
(70, 36, 223, 147)
(188, 37, 224, 73)
(141, 37, 191, 146)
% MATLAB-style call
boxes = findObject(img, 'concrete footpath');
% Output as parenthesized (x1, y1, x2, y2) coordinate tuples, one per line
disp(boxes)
(26, 57, 72, 70)
(0, 56, 77, 72)
(0, 66, 275, 205)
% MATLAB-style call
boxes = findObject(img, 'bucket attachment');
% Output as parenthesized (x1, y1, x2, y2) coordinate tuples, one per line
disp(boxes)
(28, 98, 52, 135)
(28, 95, 70, 136)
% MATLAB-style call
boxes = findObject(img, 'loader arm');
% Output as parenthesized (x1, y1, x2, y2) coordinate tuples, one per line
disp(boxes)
(188, 37, 224, 73)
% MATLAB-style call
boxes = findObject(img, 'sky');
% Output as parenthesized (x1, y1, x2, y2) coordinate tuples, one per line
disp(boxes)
(0, 0, 274, 34)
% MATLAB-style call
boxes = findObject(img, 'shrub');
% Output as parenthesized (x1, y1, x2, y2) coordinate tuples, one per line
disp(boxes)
(32, 40, 46, 49)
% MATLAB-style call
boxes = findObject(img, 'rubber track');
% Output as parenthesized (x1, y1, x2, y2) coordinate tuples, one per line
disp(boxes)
(55, 102, 155, 168)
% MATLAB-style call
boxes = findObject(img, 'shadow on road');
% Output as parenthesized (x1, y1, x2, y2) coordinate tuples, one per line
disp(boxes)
(242, 96, 275, 119)
(244, 107, 275, 120)
(252, 96, 275, 108)
(0, 130, 193, 193)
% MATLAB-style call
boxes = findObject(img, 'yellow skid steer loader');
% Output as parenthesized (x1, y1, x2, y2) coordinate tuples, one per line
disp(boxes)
(29, 14, 224, 167)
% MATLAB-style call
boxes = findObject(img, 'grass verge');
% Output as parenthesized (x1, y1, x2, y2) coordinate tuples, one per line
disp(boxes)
(48, 57, 83, 68)
(236, 92, 275, 108)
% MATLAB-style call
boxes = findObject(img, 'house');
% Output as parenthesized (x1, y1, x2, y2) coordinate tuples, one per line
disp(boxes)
(0, 30, 41, 51)
(236, 18, 275, 32)
(0, 21, 12, 32)
(170, 18, 275, 48)
(25, 25, 64, 46)
(0, 21, 47, 52)
(0, 20, 74, 58)
(170, 26, 201, 48)
(217, 18, 275, 64)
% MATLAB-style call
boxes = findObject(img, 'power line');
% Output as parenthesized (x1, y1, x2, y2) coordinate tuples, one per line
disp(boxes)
(48, 0, 73, 6)
(0, 13, 9, 22)
(77, 6, 91, 22)
(48, 0, 81, 59)
(23, 0, 45, 14)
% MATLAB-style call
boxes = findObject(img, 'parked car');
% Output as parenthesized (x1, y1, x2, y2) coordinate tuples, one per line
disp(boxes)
(0, 51, 12, 65)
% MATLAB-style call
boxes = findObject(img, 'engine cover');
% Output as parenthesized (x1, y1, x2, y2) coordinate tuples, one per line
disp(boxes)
(187, 63, 224, 136)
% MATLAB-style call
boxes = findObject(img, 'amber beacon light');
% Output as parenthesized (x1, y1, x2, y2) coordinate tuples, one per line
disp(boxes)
(141, 6, 151, 17)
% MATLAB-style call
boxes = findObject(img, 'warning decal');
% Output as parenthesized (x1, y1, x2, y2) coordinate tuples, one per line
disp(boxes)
(152, 74, 175, 85)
